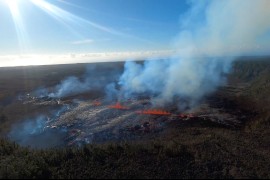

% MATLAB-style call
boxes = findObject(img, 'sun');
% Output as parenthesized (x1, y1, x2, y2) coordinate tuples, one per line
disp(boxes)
(3, 0, 22, 14)
(1, 0, 23, 20)
(1, 0, 30, 53)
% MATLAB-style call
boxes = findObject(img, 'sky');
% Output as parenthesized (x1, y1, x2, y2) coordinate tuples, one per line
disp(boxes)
(0, 0, 190, 66)
(0, 0, 270, 67)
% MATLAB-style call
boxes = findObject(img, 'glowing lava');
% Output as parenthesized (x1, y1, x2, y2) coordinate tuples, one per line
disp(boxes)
(136, 109, 171, 116)
(108, 102, 129, 110)
(92, 100, 101, 106)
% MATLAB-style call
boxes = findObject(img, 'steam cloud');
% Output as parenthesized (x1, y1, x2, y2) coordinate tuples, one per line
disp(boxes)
(114, 0, 270, 108)
(40, 0, 270, 104)
(47, 64, 121, 98)
(8, 0, 270, 148)
(8, 116, 67, 148)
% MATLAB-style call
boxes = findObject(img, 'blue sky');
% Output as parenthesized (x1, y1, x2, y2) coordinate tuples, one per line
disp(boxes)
(1, 0, 269, 67)
(0, 0, 189, 56)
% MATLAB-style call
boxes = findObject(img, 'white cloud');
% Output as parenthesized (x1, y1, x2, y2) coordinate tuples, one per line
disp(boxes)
(71, 39, 94, 45)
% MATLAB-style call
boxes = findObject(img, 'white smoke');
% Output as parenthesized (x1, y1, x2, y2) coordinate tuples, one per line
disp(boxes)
(8, 115, 67, 148)
(116, 0, 270, 108)
(175, 0, 270, 56)
(49, 76, 90, 98)
(48, 64, 122, 98)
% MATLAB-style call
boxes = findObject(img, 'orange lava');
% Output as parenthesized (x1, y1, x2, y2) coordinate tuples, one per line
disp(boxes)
(92, 101, 101, 106)
(136, 109, 171, 115)
(108, 102, 129, 110)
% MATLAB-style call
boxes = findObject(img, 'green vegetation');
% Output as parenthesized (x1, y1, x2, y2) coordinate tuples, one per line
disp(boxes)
(0, 123, 270, 179)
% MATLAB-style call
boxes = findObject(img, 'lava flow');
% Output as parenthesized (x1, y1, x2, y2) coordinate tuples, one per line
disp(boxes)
(92, 100, 101, 106)
(108, 102, 129, 110)
(136, 109, 171, 116)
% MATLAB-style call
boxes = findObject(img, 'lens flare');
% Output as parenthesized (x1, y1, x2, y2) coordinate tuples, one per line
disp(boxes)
(30, 0, 136, 37)
(30, 0, 154, 44)
(0, 0, 153, 62)
(3, 0, 30, 53)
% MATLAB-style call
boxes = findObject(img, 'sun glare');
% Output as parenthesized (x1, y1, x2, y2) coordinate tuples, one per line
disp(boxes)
(5, 0, 21, 15)
(4, 0, 21, 10)
(0, 0, 152, 66)
(2, 0, 30, 53)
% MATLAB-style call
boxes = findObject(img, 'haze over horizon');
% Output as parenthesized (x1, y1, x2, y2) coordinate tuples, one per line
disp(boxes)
(0, 0, 270, 67)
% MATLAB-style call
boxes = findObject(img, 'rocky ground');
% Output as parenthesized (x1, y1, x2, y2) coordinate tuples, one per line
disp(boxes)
(0, 59, 269, 178)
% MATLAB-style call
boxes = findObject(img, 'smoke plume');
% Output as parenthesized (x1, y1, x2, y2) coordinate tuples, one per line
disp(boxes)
(8, 116, 67, 148)
(116, 0, 270, 108)
(47, 64, 122, 98)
